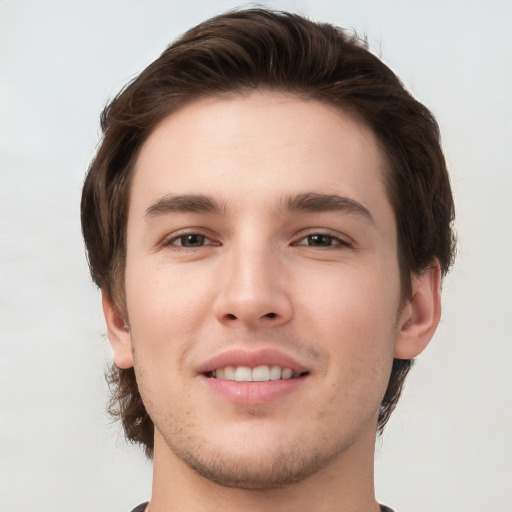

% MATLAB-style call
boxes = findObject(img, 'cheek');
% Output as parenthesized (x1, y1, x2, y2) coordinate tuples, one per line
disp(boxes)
(298, 260, 400, 340)
(298, 262, 399, 393)
(124, 266, 202, 415)
(304, 280, 397, 429)
(124, 263, 214, 362)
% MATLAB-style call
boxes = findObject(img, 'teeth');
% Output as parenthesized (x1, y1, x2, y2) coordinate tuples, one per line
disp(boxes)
(224, 366, 235, 380)
(281, 368, 293, 380)
(234, 366, 252, 381)
(269, 365, 282, 380)
(210, 365, 300, 381)
(252, 365, 270, 381)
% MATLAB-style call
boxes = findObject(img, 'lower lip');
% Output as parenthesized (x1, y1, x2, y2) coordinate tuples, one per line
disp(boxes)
(202, 375, 307, 405)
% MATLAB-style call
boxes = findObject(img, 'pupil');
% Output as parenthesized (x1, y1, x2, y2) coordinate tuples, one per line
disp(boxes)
(183, 234, 204, 247)
(309, 234, 331, 246)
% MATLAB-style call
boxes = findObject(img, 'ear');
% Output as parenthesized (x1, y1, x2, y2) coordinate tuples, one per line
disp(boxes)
(394, 260, 442, 359)
(102, 288, 134, 369)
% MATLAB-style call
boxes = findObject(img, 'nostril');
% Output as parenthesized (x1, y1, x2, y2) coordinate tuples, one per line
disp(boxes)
(221, 311, 281, 323)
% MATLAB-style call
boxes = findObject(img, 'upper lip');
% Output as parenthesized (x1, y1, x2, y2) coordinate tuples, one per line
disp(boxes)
(197, 348, 309, 375)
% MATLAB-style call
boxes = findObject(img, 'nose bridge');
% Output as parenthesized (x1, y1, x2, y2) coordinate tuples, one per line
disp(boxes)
(213, 232, 292, 327)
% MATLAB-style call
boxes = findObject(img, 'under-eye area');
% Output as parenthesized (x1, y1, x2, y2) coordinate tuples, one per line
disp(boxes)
(207, 365, 309, 382)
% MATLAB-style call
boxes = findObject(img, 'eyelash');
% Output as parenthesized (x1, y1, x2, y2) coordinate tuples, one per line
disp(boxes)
(163, 231, 351, 250)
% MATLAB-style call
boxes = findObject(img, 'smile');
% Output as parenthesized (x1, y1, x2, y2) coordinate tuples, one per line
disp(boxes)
(200, 351, 309, 404)
(208, 365, 303, 381)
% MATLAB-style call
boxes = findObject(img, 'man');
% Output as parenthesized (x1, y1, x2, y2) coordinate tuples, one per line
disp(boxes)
(81, 8, 455, 512)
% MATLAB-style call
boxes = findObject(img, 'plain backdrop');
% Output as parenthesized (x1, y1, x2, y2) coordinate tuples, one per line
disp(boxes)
(1, 1, 511, 511)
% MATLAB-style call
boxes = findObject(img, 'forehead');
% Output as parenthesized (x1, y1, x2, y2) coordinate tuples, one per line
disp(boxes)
(130, 92, 394, 230)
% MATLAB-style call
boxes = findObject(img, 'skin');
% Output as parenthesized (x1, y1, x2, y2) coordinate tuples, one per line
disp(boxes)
(103, 92, 441, 512)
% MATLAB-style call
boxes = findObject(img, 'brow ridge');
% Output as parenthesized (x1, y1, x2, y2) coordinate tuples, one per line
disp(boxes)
(145, 191, 374, 224)
(278, 192, 374, 223)
(145, 193, 225, 217)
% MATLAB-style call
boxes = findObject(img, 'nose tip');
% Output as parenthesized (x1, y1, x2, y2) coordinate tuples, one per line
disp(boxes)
(213, 267, 293, 328)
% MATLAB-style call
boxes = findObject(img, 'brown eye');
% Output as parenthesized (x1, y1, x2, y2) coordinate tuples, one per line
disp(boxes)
(306, 234, 334, 246)
(173, 234, 207, 247)
(296, 233, 350, 248)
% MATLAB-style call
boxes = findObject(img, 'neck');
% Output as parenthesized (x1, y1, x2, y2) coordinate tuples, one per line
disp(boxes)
(148, 422, 381, 512)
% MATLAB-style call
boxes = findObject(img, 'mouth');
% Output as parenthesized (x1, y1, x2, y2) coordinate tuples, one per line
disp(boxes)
(199, 349, 310, 403)
(207, 365, 307, 382)
(203, 365, 308, 405)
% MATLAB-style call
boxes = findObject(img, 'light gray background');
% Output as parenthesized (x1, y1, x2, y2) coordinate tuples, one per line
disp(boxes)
(1, 1, 511, 511)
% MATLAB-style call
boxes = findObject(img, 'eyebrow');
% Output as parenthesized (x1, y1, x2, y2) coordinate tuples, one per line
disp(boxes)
(277, 192, 374, 224)
(145, 192, 374, 224)
(145, 193, 226, 218)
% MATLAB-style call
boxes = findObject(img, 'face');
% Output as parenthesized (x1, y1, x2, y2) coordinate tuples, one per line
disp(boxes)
(111, 92, 414, 488)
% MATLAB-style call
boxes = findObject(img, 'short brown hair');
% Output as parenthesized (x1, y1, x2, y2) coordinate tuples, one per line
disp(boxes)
(81, 8, 455, 458)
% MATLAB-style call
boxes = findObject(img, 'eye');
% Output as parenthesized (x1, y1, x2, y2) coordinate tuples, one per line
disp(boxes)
(168, 233, 213, 248)
(296, 233, 350, 247)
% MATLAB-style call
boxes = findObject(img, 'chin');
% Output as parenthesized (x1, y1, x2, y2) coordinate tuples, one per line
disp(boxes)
(179, 445, 339, 489)
(160, 424, 357, 490)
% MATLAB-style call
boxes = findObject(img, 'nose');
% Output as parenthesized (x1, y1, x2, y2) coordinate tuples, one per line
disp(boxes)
(212, 242, 293, 329)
